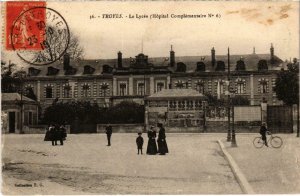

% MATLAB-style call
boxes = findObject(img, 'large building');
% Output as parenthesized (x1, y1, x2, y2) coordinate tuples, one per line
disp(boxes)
(23, 44, 285, 112)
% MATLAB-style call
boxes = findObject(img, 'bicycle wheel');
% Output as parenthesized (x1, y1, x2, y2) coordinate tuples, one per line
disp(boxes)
(253, 137, 264, 148)
(271, 136, 283, 148)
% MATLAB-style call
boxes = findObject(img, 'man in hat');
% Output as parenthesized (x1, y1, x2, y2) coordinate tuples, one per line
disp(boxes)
(105, 124, 113, 146)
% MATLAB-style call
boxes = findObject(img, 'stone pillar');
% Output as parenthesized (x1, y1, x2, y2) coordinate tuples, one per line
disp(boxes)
(250, 74, 254, 105)
(261, 101, 267, 123)
(113, 77, 117, 96)
(37, 80, 40, 101)
(129, 76, 133, 95)
(150, 76, 154, 94)
(68, 80, 75, 98)
(167, 76, 171, 89)
(145, 107, 149, 129)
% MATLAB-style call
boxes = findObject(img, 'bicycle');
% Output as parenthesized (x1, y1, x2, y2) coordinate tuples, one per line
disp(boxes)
(253, 132, 283, 148)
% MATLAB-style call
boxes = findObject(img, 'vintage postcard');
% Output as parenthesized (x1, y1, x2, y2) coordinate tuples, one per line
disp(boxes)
(1, 0, 299, 195)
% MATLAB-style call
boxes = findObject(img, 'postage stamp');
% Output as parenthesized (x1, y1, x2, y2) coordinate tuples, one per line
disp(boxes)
(6, 1, 46, 50)
(6, 1, 70, 66)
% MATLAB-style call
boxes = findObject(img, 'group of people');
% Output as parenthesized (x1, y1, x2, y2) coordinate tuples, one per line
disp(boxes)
(136, 123, 169, 155)
(44, 124, 67, 146)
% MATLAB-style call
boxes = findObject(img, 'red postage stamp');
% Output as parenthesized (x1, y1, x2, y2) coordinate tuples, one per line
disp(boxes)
(6, 1, 46, 50)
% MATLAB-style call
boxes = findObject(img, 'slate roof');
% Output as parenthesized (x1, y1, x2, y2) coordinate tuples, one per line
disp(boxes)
(146, 89, 206, 100)
(1, 93, 36, 103)
(26, 53, 283, 77)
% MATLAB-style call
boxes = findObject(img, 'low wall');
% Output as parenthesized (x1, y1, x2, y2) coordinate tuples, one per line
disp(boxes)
(205, 121, 260, 133)
(97, 124, 144, 133)
(22, 125, 71, 134)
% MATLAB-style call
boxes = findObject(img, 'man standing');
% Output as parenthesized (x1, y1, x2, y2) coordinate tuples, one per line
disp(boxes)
(105, 124, 112, 146)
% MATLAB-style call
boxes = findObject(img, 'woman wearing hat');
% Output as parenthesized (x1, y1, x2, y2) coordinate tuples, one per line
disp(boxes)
(157, 123, 169, 155)
(146, 126, 158, 155)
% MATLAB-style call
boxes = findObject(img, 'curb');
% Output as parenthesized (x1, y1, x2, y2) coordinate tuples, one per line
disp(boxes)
(217, 140, 255, 194)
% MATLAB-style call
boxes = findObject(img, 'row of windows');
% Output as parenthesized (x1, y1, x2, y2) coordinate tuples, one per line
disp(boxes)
(42, 77, 272, 98)
(45, 83, 110, 98)
(44, 82, 270, 98)
(169, 100, 203, 111)
(118, 82, 165, 96)
(177, 81, 269, 94)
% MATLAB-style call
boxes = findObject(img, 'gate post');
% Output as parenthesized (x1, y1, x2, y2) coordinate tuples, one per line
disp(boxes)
(261, 99, 267, 123)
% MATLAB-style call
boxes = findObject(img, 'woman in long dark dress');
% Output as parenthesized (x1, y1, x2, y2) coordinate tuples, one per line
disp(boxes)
(157, 123, 169, 155)
(146, 126, 158, 155)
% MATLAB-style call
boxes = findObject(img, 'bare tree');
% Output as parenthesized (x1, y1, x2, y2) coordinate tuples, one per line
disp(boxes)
(32, 26, 84, 64)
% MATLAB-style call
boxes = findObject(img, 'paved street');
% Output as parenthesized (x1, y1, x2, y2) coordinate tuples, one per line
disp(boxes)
(223, 133, 300, 194)
(2, 133, 241, 194)
(2, 133, 300, 194)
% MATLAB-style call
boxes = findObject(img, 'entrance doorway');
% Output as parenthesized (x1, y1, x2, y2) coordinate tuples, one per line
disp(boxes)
(9, 112, 16, 133)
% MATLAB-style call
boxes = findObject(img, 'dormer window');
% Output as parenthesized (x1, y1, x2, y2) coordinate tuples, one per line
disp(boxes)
(28, 67, 41, 76)
(257, 60, 268, 71)
(215, 61, 225, 71)
(83, 65, 95, 74)
(236, 59, 246, 71)
(102, 65, 113, 74)
(47, 67, 59, 76)
(196, 62, 206, 72)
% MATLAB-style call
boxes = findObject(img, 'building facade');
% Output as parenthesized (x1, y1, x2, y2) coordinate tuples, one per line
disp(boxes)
(23, 44, 285, 112)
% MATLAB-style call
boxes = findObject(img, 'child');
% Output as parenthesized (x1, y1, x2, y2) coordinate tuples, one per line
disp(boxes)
(136, 132, 144, 155)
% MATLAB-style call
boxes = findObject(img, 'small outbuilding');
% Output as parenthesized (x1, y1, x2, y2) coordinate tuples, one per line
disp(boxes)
(145, 89, 207, 127)
(1, 93, 39, 133)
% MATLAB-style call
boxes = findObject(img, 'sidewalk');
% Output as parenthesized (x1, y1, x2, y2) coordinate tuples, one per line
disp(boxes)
(221, 134, 300, 194)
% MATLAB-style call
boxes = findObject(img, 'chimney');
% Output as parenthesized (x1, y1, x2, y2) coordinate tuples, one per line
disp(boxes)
(253, 47, 256, 54)
(211, 47, 216, 66)
(170, 45, 175, 67)
(270, 43, 275, 64)
(63, 53, 70, 70)
(118, 51, 122, 68)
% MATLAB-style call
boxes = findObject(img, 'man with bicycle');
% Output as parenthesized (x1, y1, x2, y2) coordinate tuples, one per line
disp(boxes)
(260, 122, 269, 147)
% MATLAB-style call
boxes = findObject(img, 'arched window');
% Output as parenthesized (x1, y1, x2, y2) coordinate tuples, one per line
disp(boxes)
(258, 78, 269, 93)
(81, 83, 91, 97)
(195, 80, 205, 94)
(63, 84, 72, 98)
(45, 84, 54, 98)
(175, 80, 187, 89)
(100, 82, 110, 97)
(235, 78, 246, 94)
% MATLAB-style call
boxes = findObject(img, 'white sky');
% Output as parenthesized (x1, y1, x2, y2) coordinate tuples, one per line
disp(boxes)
(1, 1, 299, 66)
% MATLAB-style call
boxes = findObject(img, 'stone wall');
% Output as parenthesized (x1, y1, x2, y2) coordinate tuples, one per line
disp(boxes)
(22, 125, 71, 134)
(97, 124, 145, 133)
